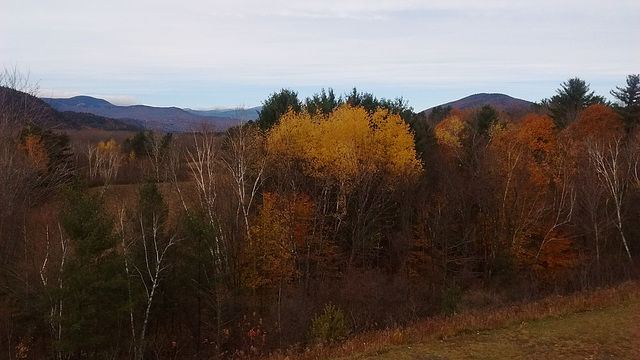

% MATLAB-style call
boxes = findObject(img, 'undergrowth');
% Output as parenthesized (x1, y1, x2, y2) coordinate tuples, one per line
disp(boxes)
(264, 281, 640, 360)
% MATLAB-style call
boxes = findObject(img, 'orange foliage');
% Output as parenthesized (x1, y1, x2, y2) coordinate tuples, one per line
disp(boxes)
(241, 192, 318, 288)
(512, 230, 578, 282)
(570, 104, 624, 142)
(19, 134, 48, 171)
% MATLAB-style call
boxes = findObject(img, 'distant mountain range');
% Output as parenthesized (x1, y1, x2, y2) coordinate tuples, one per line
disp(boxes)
(43, 96, 253, 133)
(0, 86, 143, 131)
(2, 91, 535, 133)
(421, 93, 534, 116)
(185, 107, 262, 121)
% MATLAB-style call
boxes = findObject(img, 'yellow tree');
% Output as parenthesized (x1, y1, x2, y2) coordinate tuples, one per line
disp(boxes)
(266, 105, 422, 266)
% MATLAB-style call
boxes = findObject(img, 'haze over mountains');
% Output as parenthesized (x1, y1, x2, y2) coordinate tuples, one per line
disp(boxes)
(43, 96, 258, 133)
(43, 93, 534, 131)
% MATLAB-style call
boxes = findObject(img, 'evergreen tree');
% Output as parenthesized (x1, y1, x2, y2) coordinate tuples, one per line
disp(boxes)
(611, 74, 640, 132)
(474, 104, 499, 136)
(57, 183, 128, 357)
(305, 88, 342, 116)
(257, 89, 302, 130)
(544, 77, 606, 129)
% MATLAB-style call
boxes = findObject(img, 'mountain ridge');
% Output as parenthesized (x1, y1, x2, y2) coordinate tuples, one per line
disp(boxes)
(421, 93, 534, 115)
(43, 96, 244, 133)
(41, 92, 535, 132)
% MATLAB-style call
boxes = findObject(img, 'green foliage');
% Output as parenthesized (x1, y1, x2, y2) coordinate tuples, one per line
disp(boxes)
(346, 87, 416, 124)
(428, 105, 452, 124)
(137, 180, 168, 229)
(305, 88, 342, 116)
(309, 302, 350, 344)
(443, 284, 462, 315)
(544, 77, 607, 129)
(124, 131, 152, 157)
(407, 113, 436, 163)
(57, 183, 129, 356)
(257, 88, 302, 130)
(611, 74, 640, 132)
(475, 104, 499, 136)
(59, 183, 117, 258)
(18, 125, 75, 192)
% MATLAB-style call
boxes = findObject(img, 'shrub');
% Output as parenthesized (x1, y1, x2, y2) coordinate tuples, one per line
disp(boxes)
(443, 284, 462, 315)
(309, 302, 350, 344)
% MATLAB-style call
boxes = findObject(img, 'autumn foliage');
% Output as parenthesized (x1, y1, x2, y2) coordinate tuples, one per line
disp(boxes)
(1, 83, 639, 359)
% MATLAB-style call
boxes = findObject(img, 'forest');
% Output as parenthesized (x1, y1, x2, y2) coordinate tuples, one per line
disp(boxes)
(0, 71, 639, 359)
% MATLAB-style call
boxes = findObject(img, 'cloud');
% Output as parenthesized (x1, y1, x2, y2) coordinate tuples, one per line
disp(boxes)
(2, 0, 638, 109)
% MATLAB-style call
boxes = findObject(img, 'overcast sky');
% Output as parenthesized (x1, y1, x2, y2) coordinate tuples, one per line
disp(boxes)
(1, 0, 638, 110)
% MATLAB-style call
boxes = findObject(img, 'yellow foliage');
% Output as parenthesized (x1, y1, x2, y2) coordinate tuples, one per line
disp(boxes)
(266, 104, 422, 190)
(97, 139, 120, 154)
(242, 192, 291, 289)
(434, 115, 466, 149)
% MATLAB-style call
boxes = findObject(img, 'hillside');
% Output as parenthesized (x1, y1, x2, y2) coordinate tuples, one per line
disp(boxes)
(265, 282, 639, 360)
(1, 86, 65, 128)
(421, 93, 534, 116)
(0, 87, 145, 131)
(44, 96, 244, 132)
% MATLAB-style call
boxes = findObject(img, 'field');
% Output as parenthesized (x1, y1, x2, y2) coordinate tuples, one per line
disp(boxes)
(267, 282, 640, 360)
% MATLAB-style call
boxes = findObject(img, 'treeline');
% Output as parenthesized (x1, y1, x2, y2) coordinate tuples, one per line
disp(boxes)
(0, 71, 639, 359)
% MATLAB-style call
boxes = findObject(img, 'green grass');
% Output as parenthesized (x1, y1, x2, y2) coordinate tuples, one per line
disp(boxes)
(342, 299, 640, 360)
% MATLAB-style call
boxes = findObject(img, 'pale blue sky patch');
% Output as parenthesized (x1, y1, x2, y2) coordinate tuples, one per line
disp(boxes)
(1, 0, 638, 110)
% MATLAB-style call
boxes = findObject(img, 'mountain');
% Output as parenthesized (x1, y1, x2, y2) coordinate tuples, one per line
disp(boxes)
(185, 106, 262, 121)
(59, 111, 144, 132)
(421, 93, 534, 116)
(43, 96, 244, 132)
(0, 87, 148, 131)
(1, 86, 65, 128)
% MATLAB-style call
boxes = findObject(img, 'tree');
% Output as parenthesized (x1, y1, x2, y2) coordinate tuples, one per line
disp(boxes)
(544, 77, 606, 129)
(434, 115, 467, 153)
(221, 123, 266, 241)
(474, 104, 500, 136)
(489, 113, 577, 279)
(611, 74, 640, 132)
(87, 138, 122, 189)
(345, 88, 416, 124)
(129, 181, 179, 359)
(427, 105, 452, 125)
(257, 89, 302, 130)
(266, 105, 422, 266)
(57, 184, 128, 357)
(570, 105, 633, 262)
(305, 88, 342, 116)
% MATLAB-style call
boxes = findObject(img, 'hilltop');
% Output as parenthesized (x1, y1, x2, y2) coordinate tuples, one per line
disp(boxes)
(421, 93, 534, 116)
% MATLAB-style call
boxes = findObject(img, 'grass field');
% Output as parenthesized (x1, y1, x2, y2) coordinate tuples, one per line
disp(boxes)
(345, 299, 640, 360)
(267, 282, 640, 360)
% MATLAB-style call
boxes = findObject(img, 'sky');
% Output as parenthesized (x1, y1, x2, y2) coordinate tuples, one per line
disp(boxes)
(1, 0, 639, 111)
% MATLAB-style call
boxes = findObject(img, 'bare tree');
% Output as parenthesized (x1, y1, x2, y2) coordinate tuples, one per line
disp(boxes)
(587, 136, 634, 261)
(120, 182, 179, 360)
(221, 123, 265, 243)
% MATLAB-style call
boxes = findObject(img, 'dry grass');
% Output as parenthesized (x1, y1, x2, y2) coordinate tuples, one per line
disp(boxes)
(264, 281, 640, 360)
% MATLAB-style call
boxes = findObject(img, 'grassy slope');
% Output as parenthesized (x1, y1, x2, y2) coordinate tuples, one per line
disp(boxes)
(348, 299, 639, 360)
(267, 282, 640, 360)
